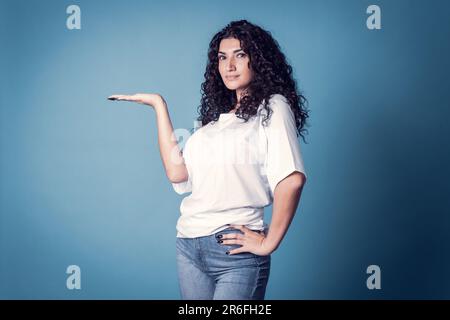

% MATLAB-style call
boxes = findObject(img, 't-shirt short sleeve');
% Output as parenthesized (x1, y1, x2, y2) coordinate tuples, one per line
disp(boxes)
(262, 94, 307, 196)
(171, 146, 193, 195)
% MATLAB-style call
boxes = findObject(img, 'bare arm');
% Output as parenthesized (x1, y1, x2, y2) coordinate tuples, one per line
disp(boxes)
(223, 171, 306, 256)
(152, 100, 188, 182)
(263, 171, 306, 253)
(107, 93, 188, 183)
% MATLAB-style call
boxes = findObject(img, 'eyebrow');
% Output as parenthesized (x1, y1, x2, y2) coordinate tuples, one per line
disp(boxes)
(218, 49, 244, 55)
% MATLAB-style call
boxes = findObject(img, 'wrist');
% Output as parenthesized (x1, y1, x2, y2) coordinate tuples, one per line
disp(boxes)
(262, 237, 278, 255)
(153, 99, 167, 112)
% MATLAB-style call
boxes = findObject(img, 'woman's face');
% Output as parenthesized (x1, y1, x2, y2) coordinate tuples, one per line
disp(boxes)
(218, 37, 253, 98)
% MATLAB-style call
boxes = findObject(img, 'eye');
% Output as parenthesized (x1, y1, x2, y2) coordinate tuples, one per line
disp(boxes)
(237, 53, 246, 58)
(218, 55, 226, 60)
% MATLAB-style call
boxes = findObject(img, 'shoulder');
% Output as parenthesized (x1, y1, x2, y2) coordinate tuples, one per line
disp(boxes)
(269, 93, 289, 104)
(259, 94, 291, 112)
(184, 122, 209, 148)
(268, 94, 291, 112)
(191, 122, 211, 136)
(259, 94, 294, 120)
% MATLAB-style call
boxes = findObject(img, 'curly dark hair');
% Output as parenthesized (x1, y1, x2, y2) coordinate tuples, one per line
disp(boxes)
(197, 19, 309, 142)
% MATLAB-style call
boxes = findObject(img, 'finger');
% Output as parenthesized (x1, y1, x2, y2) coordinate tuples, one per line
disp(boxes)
(117, 95, 133, 101)
(228, 247, 246, 255)
(109, 95, 133, 101)
(221, 233, 243, 240)
(125, 95, 143, 103)
(108, 95, 125, 100)
(221, 239, 243, 246)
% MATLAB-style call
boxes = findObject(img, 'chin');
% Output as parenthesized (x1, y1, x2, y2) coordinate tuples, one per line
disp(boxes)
(225, 83, 246, 91)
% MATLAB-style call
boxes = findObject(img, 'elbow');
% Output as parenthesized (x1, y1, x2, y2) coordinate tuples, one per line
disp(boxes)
(167, 168, 189, 183)
(288, 171, 306, 190)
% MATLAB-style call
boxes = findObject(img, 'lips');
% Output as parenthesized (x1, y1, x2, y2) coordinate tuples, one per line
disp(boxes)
(226, 75, 240, 80)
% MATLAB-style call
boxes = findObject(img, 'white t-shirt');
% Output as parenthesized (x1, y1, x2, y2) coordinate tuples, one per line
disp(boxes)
(172, 94, 307, 238)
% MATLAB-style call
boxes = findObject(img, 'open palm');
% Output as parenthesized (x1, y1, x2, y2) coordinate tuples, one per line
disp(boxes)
(107, 93, 164, 108)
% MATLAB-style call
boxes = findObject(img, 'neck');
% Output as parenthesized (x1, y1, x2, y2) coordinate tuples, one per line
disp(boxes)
(234, 88, 247, 111)
(236, 86, 251, 103)
(236, 89, 243, 103)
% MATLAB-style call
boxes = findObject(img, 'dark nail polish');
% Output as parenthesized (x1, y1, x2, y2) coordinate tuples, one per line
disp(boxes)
(218, 240, 223, 243)
(216, 235, 222, 239)
(226, 251, 230, 255)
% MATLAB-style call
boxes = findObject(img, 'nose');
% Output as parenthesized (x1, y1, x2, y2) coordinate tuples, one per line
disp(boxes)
(226, 57, 236, 71)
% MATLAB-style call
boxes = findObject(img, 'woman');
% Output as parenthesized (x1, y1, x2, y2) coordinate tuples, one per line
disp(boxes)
(108, 20, 309, 300)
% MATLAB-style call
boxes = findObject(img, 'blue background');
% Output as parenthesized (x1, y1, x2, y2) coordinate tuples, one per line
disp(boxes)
(1, 0, 449, 299)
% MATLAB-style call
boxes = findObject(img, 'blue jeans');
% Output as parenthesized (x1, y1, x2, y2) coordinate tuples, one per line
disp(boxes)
(176, 227, 271, 300)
